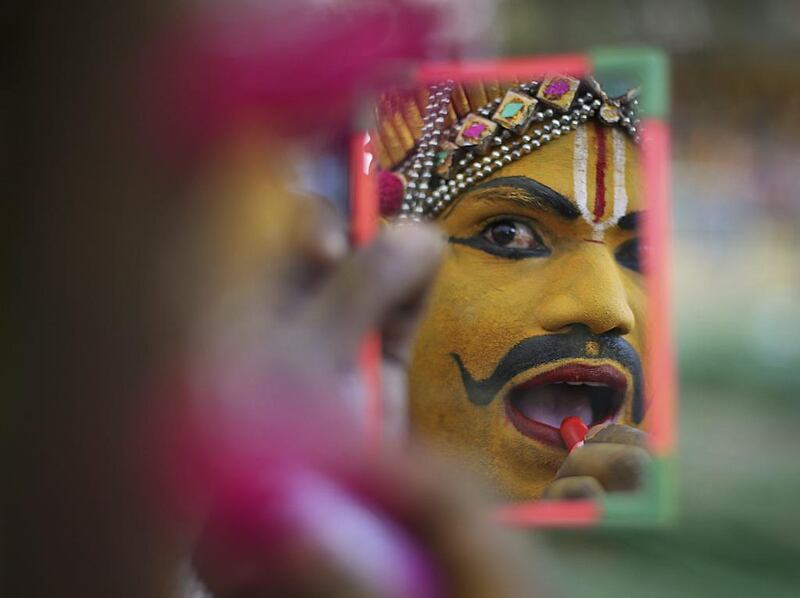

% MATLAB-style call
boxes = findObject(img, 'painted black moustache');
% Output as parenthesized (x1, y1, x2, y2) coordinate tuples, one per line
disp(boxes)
(451, 325, 645, 423)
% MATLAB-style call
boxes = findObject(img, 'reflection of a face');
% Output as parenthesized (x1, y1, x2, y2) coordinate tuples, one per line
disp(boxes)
(408, 122, 645, 499)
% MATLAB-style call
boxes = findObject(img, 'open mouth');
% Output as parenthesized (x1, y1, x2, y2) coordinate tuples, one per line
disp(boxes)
(505, 363, 627, 449)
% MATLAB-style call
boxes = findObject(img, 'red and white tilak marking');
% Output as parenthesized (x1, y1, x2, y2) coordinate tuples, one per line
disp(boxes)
(573, 123, 629, 241)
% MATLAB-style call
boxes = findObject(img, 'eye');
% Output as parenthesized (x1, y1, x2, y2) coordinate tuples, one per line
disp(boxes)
(448, 218, 550, 259)
(482, 219, 542, 250)
(615, 237, 641, 272)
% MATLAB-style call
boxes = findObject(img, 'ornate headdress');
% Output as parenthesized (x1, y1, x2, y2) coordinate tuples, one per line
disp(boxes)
(372, 76, 640, 220)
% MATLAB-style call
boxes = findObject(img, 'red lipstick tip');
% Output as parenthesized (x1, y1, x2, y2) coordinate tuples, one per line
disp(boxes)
(560, 416, 589, 451)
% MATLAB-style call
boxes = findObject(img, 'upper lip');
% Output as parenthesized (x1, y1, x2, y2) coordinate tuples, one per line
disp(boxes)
(504, 363, 628, 449)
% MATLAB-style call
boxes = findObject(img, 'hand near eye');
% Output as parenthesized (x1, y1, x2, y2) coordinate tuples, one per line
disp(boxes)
(540, 424, 651, 500)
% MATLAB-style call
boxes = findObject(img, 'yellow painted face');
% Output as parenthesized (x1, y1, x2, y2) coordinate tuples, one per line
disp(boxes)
(407, 122, 645, 499)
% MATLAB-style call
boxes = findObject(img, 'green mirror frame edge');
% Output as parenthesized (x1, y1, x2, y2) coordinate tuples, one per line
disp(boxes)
(592, 47, 675, 527)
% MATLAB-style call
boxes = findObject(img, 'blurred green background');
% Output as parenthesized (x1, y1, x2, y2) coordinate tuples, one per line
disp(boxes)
(493, 0, 800, 595)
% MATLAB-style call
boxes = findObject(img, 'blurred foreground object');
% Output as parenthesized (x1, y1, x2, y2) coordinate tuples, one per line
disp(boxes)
(6, 0, 532, 597)
(157, 139, 537, 595)
(143, 0, 445, 168)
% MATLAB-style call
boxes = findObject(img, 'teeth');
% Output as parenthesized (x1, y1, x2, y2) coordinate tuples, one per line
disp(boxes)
(563, 381, 608, 387)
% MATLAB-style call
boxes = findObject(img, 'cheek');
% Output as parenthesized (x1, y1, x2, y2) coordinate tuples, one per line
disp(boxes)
(411, 250, 553, 384)
(621, 272, 646, 349)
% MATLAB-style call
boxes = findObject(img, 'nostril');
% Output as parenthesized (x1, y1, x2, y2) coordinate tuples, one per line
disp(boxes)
(593, 304, 635, 337)
(537, 293, 634, 336)
(588, 321, 632, 336)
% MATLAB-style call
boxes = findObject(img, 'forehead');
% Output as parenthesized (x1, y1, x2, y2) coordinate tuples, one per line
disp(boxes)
(451, 122, 643, 218)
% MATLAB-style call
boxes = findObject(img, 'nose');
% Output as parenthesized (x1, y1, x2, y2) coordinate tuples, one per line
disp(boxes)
(536, 245, 635, 336)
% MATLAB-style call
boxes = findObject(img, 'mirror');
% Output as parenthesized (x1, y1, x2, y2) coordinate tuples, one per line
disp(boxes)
(352, 50, 674, 525)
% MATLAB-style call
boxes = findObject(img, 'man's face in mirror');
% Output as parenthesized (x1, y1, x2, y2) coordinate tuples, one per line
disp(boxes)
(408, 122, 645, 499)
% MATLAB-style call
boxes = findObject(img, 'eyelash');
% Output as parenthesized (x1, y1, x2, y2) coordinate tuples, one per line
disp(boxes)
(449, 217, 551, 260)
(449, 217, 642, 270)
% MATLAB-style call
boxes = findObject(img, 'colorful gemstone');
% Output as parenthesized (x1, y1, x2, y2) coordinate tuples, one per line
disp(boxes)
(455, 114, 497, 151)
(599, 103, 621, 124)
(500, 101, 524, 118)
(544, 78, 570, 98)
(463, 122, 487, 139)
(434, 142, 460, 178)
(492, 90, 538, 132)
(537, 75, 580, 112)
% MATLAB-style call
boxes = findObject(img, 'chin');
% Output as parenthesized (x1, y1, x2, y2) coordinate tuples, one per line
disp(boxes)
(478, 429, 564, 500)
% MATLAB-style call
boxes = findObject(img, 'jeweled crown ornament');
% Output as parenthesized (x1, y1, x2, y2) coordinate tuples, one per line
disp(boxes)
(371, 76, 640, 220)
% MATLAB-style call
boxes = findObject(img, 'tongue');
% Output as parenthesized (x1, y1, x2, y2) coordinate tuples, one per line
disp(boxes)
(514, 385, 593, 428)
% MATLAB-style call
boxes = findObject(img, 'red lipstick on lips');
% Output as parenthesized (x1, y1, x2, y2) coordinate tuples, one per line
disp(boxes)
(504, 363, 626, 449)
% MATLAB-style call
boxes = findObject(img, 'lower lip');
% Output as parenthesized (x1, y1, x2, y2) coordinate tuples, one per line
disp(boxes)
(504, 364, 627, 449)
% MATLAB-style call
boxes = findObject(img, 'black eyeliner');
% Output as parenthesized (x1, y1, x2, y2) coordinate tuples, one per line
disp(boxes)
(448, 236, 551, 260)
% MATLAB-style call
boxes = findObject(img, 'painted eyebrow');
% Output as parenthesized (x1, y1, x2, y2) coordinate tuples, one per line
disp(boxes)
(617, 211, 642, 231)
(466, 176, 580, 220)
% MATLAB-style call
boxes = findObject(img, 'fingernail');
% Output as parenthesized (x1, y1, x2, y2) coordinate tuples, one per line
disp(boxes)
(584, 423, 610, 442)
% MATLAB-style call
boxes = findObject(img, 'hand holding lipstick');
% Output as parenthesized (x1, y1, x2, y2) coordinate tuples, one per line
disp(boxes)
(541, 423, 651, 500)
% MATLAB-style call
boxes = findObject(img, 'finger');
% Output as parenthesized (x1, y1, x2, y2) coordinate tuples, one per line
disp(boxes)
(585, 423, 648, 448)
(302, 223, 444, 360)
(297, 195, 348, 266)
(381, 288, 432, 366)
(555, 443, 651, 493)
(540, 476, 605, 500)
(378, 362, 410, 447)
